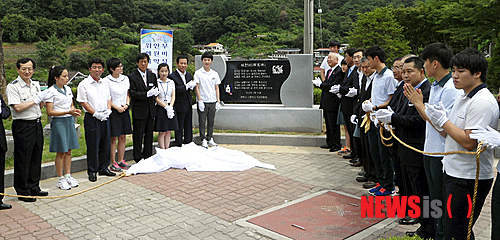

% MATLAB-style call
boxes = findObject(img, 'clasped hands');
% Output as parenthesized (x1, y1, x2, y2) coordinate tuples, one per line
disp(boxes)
(93, 109, 112, 121)
(164, 105, 175, 119)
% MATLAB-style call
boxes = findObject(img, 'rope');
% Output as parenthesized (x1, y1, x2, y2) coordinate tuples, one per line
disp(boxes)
(379, 122, 484, 240)
(0, 172, 127, 199)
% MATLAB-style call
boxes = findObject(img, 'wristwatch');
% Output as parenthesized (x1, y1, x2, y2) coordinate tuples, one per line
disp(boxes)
(374, 105, 379, 111)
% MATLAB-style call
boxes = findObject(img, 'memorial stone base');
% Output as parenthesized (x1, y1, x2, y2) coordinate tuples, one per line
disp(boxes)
(192, 104, 323, 133)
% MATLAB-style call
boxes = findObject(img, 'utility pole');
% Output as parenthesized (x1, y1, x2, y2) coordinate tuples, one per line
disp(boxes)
(303, 0, 314, 54)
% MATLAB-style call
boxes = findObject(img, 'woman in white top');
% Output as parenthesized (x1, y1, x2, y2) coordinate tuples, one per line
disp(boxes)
(105, 58, 132, 172)
(154, 63, 178, 149)
(45, 66, 82, 190)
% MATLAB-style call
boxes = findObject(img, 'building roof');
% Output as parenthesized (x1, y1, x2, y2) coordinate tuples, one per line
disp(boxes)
(205, 43, 222, 47)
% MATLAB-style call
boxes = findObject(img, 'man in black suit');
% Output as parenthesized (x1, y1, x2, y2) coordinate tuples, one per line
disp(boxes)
(355, 57, 378, 188)
(169, 55, 197, 147)
(335, 48, 361, 160)
(0, 94, 12, 210)
(313, 53, 344, 152)
(376, 56, 435, 239)
(129, 53, 159, 162)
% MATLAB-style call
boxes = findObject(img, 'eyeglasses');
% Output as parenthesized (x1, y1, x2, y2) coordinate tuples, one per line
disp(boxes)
(391, 66, 403, 71)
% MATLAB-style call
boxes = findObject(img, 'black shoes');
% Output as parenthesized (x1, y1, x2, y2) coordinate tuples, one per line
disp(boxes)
(329, 146, 341, 152)
(343, 153, 356, 159)
(356, 176, 368, 182)
(363, 181, 377, 189)
(32, 191, 48, 196)
(358, 170, 365, 176)
(18, 196, 36, 202)
(0, 203, 12, 210)
(399, 216, 419, 225)
(99, 168, 117, 177)
(89, 172, 97, 182)
(349, 158, 359, 163)
(320, 145, 331, 149)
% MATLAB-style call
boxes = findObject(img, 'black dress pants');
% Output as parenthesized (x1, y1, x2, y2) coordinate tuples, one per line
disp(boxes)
(174, 108, 193, 147)
(84, 113, 111, 172)
(324, 109, 341, 149)
(12, 119, 43, 196)
(132, 113, 154, 162)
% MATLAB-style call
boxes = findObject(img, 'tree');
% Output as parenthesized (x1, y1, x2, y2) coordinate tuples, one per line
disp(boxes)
(36, 34, 66, 67)
(349, 6, 410, 62)
(173, 29, 195, 55)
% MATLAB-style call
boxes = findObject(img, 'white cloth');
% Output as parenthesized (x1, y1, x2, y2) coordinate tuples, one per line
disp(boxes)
(443, 88, 499, 180)
(76, 76, 111, 113)
(370, 67, 398, 106)
(126, 143, 276, 175)
(105, 74, 129, 106)
(45, 85, 72, 118)
(6, 76, 43, 120)
(194, 68, 221, 103)
(158, 79, 175, 103)
(424, 75, 463, 156)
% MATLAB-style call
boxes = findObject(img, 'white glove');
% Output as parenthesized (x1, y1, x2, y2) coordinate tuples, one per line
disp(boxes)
(166, 106, 175, 119)
(376, 107, 394, 124)
(424, 102, 449, 129)
(147, 87, 160, 97)
(0, 100, 2, 114)
(216, 102, 221, 112)
(336, 93, 342, 98)
(345, 87, 357, 97)
(470, 126, 500, 149)
(362, 101, 374, 112)
(329, 84, 340, 94)
(93, 111, 107, 121)
(186, 80, 197, 90)
(312, 78, 322, 87)
(350, 115, 358, 124)
(102, 109, 112, 119)
(198, 101, 205, 112)
(383, 123, 394, 132)
(370, 111, 379, 128)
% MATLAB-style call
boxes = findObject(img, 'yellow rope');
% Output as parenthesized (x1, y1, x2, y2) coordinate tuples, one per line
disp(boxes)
(379, 122, 483, 240)
(0, 172, 127, 199)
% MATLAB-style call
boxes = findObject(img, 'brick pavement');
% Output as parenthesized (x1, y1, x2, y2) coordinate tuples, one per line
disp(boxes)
(0, 144, 495, 239)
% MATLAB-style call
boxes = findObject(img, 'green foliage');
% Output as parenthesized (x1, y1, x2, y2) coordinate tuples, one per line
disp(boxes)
(67, 52, 89, 71)
(1, 14, 39, 42)
(349, 6, 410, 62)
(35, 34, 67, 67)
(173, 29, 194, 55)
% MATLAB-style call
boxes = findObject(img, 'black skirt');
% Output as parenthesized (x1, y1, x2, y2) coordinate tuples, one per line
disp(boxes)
(109, 108, 132, 137)
(154, 105, 179, 132)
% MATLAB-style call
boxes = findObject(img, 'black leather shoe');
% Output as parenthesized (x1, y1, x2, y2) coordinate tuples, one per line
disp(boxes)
(329, 146, 341, 152)
(349, 158, 359, 163)
(351, 161, 362, 167)
(405, 231, 418, 237)
(320, 145, 331, 149)
(89, 172, 97, 182)
(0, 203, 12, 210)
(18, 196, 36, 202)
(356, 176, 368, 182)
(343, 153, 355, 159)
(399, 216, 419, 225)
(363, 181, 377, 189)
(99, 169, 117, 177)
(358, 170, 365, 176)
(32, 191, 48, 196)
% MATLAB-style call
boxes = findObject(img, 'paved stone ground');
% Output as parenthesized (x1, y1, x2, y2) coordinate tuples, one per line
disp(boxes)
(0, 144, 494, 239)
